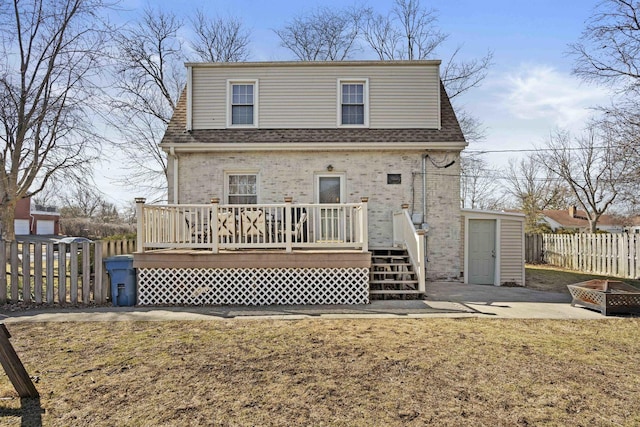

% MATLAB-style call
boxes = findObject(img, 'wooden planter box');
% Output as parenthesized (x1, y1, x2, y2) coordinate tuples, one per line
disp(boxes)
(567, 279, 640, 316)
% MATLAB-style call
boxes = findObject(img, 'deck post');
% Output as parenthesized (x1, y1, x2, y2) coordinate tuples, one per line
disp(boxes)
(284, 197, 293, 252)
(135, 198, 146, 253)
(210, 198, 220, 253)
(361, 197, 369, 252)
(416, 229, 426, 293)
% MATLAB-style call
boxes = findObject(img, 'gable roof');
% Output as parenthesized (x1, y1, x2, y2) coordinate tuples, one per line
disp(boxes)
(161, 79, 465, 149)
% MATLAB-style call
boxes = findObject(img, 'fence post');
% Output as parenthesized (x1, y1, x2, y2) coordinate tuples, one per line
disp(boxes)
(45, 242, 54, 304)
(58, 243, 66, 303)
(82, 241, 91, 304)
(94, 242, 104, 304)
(135, 198, 146, 253)
(69, 243, 78, 304)
(0, 240, 6, 304)
(21, 242, 30, 303)
(34, 243, 43, 304)
(10, 241, 18, 302)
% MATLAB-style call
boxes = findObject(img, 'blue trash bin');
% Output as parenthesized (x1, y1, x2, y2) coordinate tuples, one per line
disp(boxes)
(104, 255, 137, 306)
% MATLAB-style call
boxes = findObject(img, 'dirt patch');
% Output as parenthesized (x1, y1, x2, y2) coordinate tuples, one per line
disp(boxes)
(0, 319, 639, 426)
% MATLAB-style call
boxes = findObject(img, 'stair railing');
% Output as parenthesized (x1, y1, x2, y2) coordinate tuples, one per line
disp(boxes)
(392, 204, 426, 293)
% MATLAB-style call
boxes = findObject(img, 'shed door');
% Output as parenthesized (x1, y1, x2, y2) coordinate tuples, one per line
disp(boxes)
(14, 219, 30, 235)
(37, 220, 55, 235)
(468, 219, 496, 285)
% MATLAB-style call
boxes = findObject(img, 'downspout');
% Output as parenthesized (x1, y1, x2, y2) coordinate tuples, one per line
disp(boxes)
(422, 154, 427, 227)
(170, 146, 178, 203)
(422, 154, 428, 277)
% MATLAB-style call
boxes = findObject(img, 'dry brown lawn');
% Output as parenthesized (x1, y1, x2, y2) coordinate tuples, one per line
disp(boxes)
(1, 319, 639, 426)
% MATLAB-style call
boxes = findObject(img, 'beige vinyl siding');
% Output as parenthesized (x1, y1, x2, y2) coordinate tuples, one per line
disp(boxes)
(190, 63, 440, 130)
(500, 219, 525, 286)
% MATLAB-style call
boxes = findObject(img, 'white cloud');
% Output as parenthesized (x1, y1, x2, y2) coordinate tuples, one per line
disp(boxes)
(500, 65, 610, 130)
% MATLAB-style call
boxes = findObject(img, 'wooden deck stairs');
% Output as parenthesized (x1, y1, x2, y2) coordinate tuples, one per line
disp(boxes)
(369, 247, 423, 300)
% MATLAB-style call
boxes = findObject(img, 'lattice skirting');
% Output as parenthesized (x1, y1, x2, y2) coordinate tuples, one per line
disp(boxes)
(137, 267, 370, 306)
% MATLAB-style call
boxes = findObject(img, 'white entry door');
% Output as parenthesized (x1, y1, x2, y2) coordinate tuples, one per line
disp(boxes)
(468, 219, 496, 285)
(316, 175, 344, 241)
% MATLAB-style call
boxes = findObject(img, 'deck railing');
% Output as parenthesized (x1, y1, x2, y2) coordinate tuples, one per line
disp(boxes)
(136, 197, 369, 253)
(392, 205, 426, 293)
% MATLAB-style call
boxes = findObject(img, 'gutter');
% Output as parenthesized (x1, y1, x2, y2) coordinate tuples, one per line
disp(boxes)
(160, 141, 468, 153)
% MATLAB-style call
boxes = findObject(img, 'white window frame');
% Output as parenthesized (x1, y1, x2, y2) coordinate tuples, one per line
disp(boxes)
(227, 80, 259, 128)
(337, 78, 369, 127)
(224, 171, 260, 204)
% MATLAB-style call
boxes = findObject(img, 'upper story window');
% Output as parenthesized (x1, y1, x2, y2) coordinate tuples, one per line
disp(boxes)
(338, 79, 368, 127)
(228, 80, 258, 127)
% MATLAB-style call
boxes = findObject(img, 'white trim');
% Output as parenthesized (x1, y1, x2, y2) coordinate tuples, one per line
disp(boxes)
(337, 78, 369, 128)
(161, 141, 467, 152)
(186, 66, 193, 131)
(224, 171, 260, 204)
(226, 79, 259, 128)
(186, 59, 442, 68)
(436, 65, 441, 131)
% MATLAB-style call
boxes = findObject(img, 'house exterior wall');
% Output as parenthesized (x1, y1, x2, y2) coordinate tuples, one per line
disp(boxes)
(189, 61, 441, 130)
(176, 149, 462, 279)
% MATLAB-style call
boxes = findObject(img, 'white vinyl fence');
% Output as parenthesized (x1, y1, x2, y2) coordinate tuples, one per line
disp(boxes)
(0, 239, 136, 305)
(539, 233, 640, 279)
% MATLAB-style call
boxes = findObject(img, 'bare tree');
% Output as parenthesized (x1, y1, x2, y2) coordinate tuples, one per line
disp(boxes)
(460, 155, 504, 210)
(108, 8, 185, 201)
(504, 156, 572, 233)
(570, 0, 640, 92)
(0, 0, 111, 241)
(190, 10, 251, 62)
(274, 6, 365, 61)
(536, 125, 633, 233)
(59, 185, 106, 218)
(109, 8, 253, 201)
(363, 0, 493, 99)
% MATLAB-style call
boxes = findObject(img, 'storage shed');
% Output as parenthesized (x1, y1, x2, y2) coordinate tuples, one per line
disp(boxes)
(461, 209, 525, 287)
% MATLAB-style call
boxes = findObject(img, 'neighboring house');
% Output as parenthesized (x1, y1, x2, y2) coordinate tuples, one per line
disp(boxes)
(14, 197, 60, 236)
(541, 207, 625, 233)
(134, 60, 469, 305)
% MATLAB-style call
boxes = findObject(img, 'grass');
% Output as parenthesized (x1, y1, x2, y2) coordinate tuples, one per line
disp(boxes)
(1, 319, 640, 426)
(526, 264, 640, 294)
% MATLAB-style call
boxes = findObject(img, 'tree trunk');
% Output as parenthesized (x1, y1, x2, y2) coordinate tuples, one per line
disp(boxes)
(0, 201, 17, 242)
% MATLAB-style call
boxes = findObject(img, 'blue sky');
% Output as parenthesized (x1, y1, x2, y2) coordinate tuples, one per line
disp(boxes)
(100, 0, 611, 206)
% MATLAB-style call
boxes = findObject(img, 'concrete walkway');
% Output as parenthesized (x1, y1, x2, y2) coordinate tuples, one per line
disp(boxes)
(0, 281, 618, 323)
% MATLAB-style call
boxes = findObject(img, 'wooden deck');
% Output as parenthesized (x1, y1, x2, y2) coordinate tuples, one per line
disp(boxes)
(133, 249, 371, 269)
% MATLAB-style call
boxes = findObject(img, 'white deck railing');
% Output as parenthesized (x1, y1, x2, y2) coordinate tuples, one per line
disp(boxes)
(135, 197, 369, 253)
(392, 205, 426, 293)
